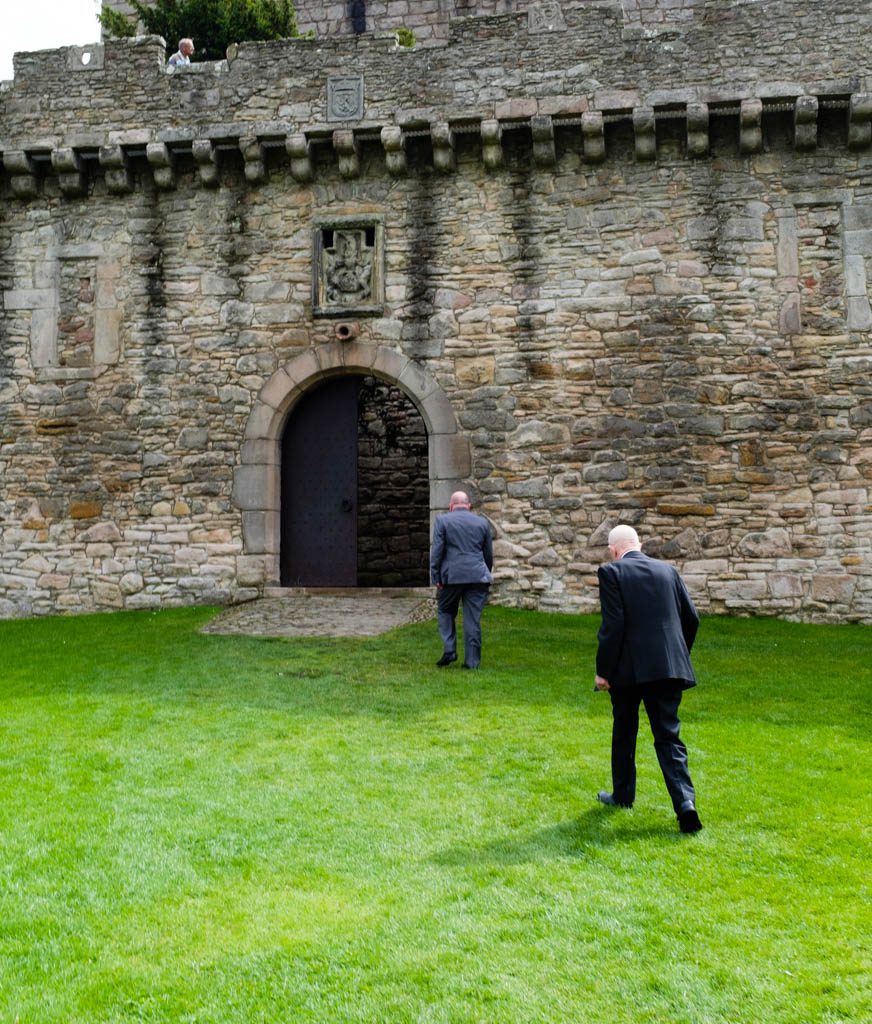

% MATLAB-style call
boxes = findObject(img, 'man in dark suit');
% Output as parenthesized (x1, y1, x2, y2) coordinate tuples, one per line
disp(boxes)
(430, 491, 493, 669)
(594, 524, 703, 833)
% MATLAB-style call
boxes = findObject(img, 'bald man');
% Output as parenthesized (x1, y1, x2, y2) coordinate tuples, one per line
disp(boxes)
(429, 491, 493, 669)
(594, 524, 703, 833)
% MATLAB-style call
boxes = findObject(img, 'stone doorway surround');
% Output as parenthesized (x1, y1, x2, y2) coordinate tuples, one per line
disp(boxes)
(233, 341, 471, 588)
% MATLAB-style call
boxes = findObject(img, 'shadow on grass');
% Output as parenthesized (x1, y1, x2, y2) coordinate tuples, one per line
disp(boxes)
(431, 808, 686, 866)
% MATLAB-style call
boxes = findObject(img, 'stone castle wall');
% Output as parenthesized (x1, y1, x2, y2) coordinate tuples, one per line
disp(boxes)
(99, 0, 710, 48)
(100, 2, 556, 50)
(293, 1, 509, 46)
(1, 0, 870, 622)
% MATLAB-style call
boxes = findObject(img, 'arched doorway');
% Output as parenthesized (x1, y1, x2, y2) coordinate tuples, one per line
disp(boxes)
(234, 341, 472, 592)
(280, 374, 430, 586)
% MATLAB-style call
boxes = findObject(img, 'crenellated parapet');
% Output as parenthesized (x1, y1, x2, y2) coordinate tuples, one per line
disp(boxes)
(2, 87, 870, 198)
(2, 1, 871, 190)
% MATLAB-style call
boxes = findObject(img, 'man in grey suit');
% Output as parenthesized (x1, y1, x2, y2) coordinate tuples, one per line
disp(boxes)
(594, 524, 703, 833)
(430, 491, 493, 669)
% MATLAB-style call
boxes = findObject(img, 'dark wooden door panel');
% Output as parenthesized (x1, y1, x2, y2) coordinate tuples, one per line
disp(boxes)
(281, 377, 359, 586)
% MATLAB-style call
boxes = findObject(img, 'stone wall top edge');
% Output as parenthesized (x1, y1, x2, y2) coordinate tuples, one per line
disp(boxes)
(4, 1, 870, 85)
(1, 2, 870, 143)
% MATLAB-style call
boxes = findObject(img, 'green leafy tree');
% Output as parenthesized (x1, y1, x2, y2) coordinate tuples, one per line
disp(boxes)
(99, 0, 302, 61)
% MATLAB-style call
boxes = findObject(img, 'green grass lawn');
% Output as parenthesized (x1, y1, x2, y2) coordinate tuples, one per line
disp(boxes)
(0, 606, 869, 1024)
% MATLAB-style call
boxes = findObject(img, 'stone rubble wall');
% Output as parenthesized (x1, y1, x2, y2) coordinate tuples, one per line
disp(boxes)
(357, 377, 430, 586)
(0, 0, 870, 622)
(99, 2, 563, 51)
(97, 1, 739, 49)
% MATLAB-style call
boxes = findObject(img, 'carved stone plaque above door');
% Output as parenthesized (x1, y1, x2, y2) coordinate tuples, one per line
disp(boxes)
(313, 215, 384, 317)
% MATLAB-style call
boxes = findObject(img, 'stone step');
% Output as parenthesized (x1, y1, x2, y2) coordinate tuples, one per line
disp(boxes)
(202, 588, 435, 637)
(262, 586, 432, 599)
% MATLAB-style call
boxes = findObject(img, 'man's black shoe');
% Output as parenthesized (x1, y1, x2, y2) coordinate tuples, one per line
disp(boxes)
(461, 663, 479, 670)
(678, 805, 703, 833)
(436, 653, 457, 667)
(597, 790, 632, 809)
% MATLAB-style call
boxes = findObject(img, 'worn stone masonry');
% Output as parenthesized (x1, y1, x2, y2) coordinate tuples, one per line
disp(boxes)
(0, 0, 870, 622)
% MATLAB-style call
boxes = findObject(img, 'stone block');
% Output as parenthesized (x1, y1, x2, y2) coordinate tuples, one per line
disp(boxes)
(119, 572, 144, 595)
(95, 308, 123, 365)
(513, 420, 570, 447)
(178, 427, 208, 450)
(507, 478, 550, 498)
(494, 98, 538, 120)
(847, 297, 872, 331)
(236, 554, 270, 586)
(768, 573, 804, 598)
(92, 581, 123, 607)
(241, 512, 279, 557)
(258, 368, 297, 411)
(5, 289, 55, 310)
(843, 229, 872, 256)
(30, 308, 59, 368)
(737, 528, 792, 557)
(428, 434, 471, 479)
(456, 357, 495, 386)
(70, 502, 102, 520)
(396, 358, 438, 403)
(233, 465, 271, 513)
(811, 574, 856, 604)
(657, 502, 716, 517)
(241, 438, 280, 467)
(244, 403, 283, 441)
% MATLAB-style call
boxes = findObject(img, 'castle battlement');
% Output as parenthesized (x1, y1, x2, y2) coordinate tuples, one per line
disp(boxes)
(2, 2, 871, 197)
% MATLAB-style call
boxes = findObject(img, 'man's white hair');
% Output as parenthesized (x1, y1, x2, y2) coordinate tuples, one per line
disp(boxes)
(608, 524, 641, 550)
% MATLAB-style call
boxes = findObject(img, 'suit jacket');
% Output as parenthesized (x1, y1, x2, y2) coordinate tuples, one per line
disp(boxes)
(596, 549, 699, 689)
(430, 509, 494, 586)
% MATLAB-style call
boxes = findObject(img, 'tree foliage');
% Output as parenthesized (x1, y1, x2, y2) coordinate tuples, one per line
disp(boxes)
(99, 0, 302, 61)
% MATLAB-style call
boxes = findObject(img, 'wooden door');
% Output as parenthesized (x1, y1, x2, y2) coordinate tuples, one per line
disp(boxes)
(280, 377, 360, 586)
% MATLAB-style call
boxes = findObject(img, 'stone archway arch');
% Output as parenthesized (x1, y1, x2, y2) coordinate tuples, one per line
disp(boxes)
(233, 340, 471, 586)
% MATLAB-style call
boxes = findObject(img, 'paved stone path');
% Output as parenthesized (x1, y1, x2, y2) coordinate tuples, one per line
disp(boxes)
(201, 587, 435, 638)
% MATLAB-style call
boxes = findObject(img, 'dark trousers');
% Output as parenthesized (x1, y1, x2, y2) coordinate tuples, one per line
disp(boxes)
(437, 583, 489, 668)
(609, 682, 696, 812)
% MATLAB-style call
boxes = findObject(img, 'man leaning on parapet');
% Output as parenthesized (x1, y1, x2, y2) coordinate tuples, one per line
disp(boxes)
(168, 38, 195, 66)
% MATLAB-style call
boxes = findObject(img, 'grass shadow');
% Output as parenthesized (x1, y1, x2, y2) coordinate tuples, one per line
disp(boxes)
(431, 808, 683, 867)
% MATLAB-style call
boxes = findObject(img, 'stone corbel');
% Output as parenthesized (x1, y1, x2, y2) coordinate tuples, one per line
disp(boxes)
(431, 122, 456, 174)
(848, 93, 872, 150)
(381, 126, 407, 176)
(581, 111, 605, 163)
(240, 136, 267, 184)
(739, 98, 763, 154)
(531, 115, 556, 166)
(192, 139, 220, 188)
(99, 144, 134, 194)
(686, 102, 709, 158)
(146, 142, 176, 190)
(794, 95, 818, 151)
(286, 134, 313, 182)
(633, 106, 656, 161)
(333, 129, 360, 179)
(51, 147, 87, 197)
(480, 119, 503, 170)
(3, 150, 40, 198)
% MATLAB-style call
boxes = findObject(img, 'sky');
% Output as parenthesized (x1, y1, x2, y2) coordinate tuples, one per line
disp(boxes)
(3, 1, 103, 81)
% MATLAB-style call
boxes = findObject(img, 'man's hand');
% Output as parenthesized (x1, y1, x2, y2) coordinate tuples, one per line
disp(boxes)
(594, 675, 611, 691)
